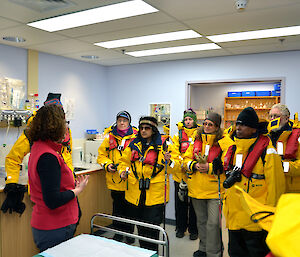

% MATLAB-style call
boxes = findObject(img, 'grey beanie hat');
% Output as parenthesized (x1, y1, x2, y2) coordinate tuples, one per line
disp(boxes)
(205, 112, 222, 128)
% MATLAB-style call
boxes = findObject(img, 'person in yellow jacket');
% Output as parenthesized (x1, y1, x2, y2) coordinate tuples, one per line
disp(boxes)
(119, 116, 174, 252)
(183, 112, 224, 257)
(97, 110, 137, 243)
(219, 107, 285, 257)
(171, 108, 199, 240)
(1, 93, 73, 215)
(234, 187, 300, 257)
(268, 104, 300, 192)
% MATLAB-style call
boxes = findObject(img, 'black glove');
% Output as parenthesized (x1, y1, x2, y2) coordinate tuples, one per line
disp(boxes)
(1, 183, 27, 215)
(212, 157, 223, 175)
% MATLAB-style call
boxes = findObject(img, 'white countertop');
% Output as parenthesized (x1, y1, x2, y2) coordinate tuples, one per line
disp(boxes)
(73, 162, 103, 175)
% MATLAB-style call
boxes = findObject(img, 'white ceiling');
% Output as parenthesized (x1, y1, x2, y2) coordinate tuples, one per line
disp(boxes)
(0, 0, 300, 66)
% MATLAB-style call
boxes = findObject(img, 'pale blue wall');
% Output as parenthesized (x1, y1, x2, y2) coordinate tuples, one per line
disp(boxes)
(38, 53, 108, 139)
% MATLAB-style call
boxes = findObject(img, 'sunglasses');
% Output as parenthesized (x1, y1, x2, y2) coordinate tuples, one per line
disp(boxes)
(203, 122, 214, 127)
(140, 126, 152, 131)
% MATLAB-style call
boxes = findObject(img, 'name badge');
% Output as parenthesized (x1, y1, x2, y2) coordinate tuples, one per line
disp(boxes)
(277, 142, 284, 155)
(283, 162, 289, 173)
(205, 145, 210, 156)
(235, 154, 243, 168)
(189, 137, 193, 142)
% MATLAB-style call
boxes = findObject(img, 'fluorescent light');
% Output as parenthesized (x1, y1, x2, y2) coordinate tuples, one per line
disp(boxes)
(95, 30, 202, 48)
(126, 43, 221, 57)
(207, 25, 300, 43)
(27, 0, 158, 32)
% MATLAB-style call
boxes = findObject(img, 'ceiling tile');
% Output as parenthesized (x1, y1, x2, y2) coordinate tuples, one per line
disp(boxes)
(26, 39, 100, 55)
(185, 3, 300, 36)
(78, 21, 189, 43)
(0, 25, 67, 46)
(55, 12, 173, 38)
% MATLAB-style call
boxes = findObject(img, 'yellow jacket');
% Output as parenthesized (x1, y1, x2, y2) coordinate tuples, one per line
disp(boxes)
(118, 136, 174, 206)
(183, 133, 225, 199)
(219, 134, 286, 231)
(97, 125, 137, 191)
(5, 114, 73, 184)
(171, 122, 198, 183)
(269, 124, 300, 193)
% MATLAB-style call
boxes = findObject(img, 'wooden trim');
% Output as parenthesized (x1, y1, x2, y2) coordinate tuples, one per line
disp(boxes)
(27, 49, 39, 96)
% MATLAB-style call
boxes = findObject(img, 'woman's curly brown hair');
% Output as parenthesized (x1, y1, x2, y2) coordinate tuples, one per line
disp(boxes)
(26, 104, 66, 142)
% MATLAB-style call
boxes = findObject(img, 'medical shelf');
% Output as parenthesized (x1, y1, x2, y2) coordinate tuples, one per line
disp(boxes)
(224, 96, 280, 128)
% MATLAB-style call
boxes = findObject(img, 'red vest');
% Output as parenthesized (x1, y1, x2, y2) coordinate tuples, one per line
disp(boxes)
(179, 130, 190, 153)
(193, 139, 221, 163)
(28, 140, 78, 230)
(284, 128, 300, 159)
(224, 135, 270, 178)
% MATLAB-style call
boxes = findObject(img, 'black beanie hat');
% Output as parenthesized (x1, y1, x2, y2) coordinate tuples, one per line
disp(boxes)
(44, 93, 62, 106)
(205, 112, 222, 128)
(116, 110, 131, 124)
(139, 116, 158, 128)
(236, 107, 259, 128)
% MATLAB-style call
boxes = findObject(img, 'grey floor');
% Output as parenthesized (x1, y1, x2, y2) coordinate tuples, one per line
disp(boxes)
(161, 218, 229, 257)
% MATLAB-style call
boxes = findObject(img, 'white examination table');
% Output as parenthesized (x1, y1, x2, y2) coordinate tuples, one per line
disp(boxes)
(35, 213, 169, 257)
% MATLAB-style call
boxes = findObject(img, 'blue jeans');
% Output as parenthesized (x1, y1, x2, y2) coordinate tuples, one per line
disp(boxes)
(32, 223, 76, 252)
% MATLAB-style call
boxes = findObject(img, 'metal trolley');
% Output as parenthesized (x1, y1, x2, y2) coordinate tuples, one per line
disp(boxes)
(91, 213, 170, 257)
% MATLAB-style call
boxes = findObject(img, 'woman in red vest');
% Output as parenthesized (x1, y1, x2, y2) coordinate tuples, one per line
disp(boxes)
(27, 104, 89, 251)
(183, 112, 224, 257)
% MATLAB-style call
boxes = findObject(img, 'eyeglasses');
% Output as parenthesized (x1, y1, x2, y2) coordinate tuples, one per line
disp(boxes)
(203, 122, 214, 127)
(140, 126, 151, 131)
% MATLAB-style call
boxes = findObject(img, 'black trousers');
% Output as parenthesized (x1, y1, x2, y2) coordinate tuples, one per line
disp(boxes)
(127, 199, 164, 252)
(174, 181, 198, 234)
(111, 190, 134, 234)
(228, 229, 269, 257)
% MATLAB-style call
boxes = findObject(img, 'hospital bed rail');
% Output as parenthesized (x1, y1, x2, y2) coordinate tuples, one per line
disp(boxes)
(91, 213, 170, 257)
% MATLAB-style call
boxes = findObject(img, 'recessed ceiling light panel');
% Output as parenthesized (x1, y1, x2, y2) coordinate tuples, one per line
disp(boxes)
(126, 43, 221, 57)
(207, 25, 300, 43)
(95, 30, 202, 48)
(27, 0, 158, 32)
